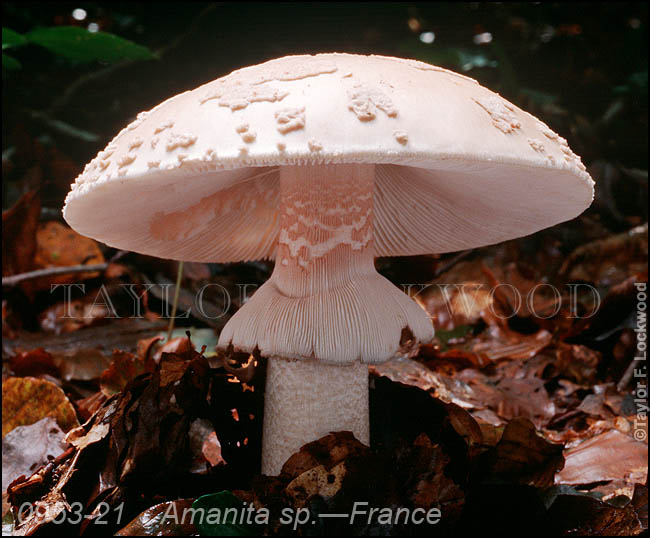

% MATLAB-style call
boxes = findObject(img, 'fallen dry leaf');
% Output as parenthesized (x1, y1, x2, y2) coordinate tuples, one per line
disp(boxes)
(281, 431, 368, 480)
(547, 487, 646, 536)
(74, 391, 107, 423)
(33, 220, 105, 286)
(371, 356, 444, 392)
(65, 420, 111, 450)
(2, 190, 40, 279)
(493, 377, 558, 429)
(187, 418, 224, 473)
(2, 417, 67, 490)
(422, 282, 493, 330)
(471, 327, 553, 361)
(39, 298, 111, 334)
(7, 348, 59, 379)
(557, 429, 648, 486)
(99, 350, 147, 396)
(52, 348, 112, 382)
(632, 483, 648, 531)
(554, 342, 601, 385)
(2, 377, 79, 436)
(400, 433, 465, 517)
(490, 417, 565, 488)
(115, 499, 197, 536)
(153, 336, 192, 363)
(286, 461, 347, 507)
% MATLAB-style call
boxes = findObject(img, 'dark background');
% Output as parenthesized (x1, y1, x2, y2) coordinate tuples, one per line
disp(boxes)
(3, 2, 648, 225)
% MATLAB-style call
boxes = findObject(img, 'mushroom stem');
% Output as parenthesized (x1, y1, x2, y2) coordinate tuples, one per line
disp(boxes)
(262, 357, 369, 475)
(220, 163, 432, 362)
(219, 163, 434, 473)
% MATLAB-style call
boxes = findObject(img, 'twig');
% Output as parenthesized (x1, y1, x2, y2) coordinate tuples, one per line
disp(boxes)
(154, 3, 218, 57)
(29, 110, 100, 142)
(559, 223, 648, 275)
(48, 3, 219, 116)
(2, 263, 109, 287)
(49, 60, 136, 115)
(108, 250, 129, 264)
(617, 357, 638, 393)
(432, 249, 473, 279)
(166, 260, 184, 341)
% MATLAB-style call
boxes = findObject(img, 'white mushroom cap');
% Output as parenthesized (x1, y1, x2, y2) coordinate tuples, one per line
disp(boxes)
(63, 53, 594, 261)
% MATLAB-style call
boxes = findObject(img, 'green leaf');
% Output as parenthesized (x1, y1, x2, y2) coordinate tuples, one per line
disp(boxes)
(2, 27, 27, 50)
(25, 26, 156, 64)
(192, 492, 258, 536)
(435, 325, 473, 350)
(2, 53, 21, 70)
(2, 509, 15, 537)
(160, 328, 219, 357)
(398, 39, 497, 73)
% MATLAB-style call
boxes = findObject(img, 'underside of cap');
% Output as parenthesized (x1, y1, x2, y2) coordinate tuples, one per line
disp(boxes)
(63, 53, 594, 261)
(64, 158, 593, 262)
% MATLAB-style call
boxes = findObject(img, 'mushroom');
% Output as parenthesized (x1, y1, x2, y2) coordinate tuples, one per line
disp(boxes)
(63, 53, 594, 475)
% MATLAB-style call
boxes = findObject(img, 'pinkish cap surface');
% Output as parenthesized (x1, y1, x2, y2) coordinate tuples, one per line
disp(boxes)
(63, 53, 594, 261)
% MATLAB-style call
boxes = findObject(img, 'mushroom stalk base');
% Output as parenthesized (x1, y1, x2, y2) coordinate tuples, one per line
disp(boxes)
(262, 357, 369, 476)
